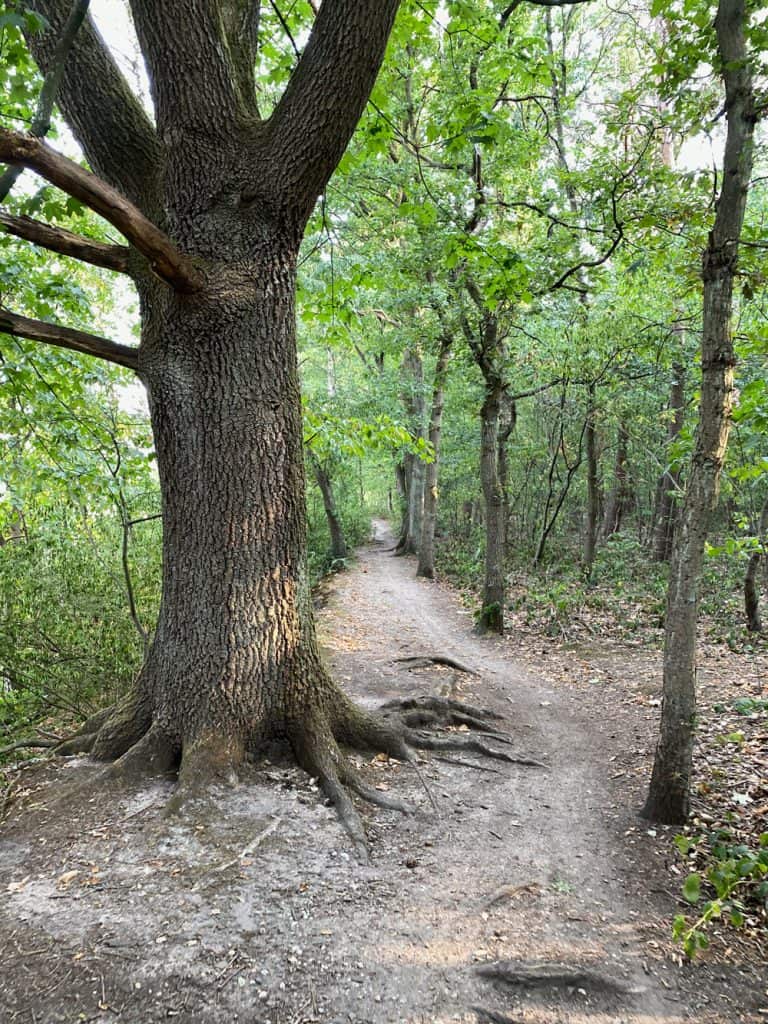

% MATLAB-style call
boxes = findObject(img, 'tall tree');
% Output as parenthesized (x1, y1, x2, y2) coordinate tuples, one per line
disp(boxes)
(1, 0, 431, 851)
(643, 0, 759, 823)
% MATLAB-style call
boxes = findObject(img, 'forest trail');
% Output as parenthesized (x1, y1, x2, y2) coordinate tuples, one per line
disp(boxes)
(0, 522, 763, 1024)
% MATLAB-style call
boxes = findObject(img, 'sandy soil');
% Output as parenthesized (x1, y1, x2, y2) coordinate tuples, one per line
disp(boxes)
(1, 520, 766, 1024)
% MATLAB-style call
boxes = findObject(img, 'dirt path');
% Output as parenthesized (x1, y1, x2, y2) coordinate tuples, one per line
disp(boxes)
(1, 522, 764, 1023)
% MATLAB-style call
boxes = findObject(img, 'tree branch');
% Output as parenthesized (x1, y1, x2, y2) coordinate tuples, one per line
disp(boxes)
(0, 308, 139, 371)
(0, 211, 130, 272)
(257, 0, 400, 224)
(128, 0, 254, 132)
(269, 0, 301, 59)
(501, 0, 593, 28)
(0, 0, 90, 202)
(0, 130, 202, 292)
(219, 2, 262, 116)
(25, 0, 162, 212)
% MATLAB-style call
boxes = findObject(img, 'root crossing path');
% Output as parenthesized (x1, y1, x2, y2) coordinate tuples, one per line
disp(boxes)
(0, 521, 755, 1023)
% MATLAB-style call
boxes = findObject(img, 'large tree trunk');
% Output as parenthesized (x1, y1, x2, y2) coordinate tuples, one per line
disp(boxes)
(90, 251, 338, 771)
(643, 0, 755, 823)
(417, 332, 452, 579)
(24, 0, 422, 852)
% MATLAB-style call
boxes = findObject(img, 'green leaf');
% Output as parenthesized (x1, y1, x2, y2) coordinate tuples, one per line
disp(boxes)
(683, 873, 701, 904)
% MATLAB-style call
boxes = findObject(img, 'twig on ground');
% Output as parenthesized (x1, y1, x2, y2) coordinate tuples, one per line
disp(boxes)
(215, 817, 282, 872)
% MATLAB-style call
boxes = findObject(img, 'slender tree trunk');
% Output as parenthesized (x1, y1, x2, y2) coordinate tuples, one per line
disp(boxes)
(652, 359, 686, 561)
(394, 460, 409, 551)
(478, 383, 505, 633)
(311, 456, 348, 563)
(534, 386, 586, 566)
(601, 424, 630, 539)
(745, 496, 768, 632)
(498, 398, 516, 550)
(396, 348, 426, 555)
(644, 0, 756, 823)
(417, 332, 452, 578)
(584, 383, 599, 578)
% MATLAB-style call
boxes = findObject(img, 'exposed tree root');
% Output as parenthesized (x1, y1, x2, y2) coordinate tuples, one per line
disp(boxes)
(339, 765, 416, 814)
(473, 1008, 523, 1024)
(108, 722, 178, 785)
(377, 696, 547, 768)
(380, 694, 502, 722)
(52, 695, 149, 758)
(433, 755, 502, 774)
(477, 961, 642, 997)
(394, 654, 480, 676)
(404, 730, 547, 768)
(45, 684, 542, 859)
(0, 738, 58, 757)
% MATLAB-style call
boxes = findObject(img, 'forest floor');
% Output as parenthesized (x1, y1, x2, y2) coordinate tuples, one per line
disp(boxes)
(1, 520, 766, 1024)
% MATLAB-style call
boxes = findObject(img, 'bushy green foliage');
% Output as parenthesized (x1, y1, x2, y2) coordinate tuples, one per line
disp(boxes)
(0, 506, 160, 742)
(673, 830, 768, 959)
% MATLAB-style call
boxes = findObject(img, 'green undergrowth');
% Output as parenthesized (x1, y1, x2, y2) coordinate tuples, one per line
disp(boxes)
(673, 829, 768, 958)
(435, 528, 767, 650)
(0, 510, 159, 752)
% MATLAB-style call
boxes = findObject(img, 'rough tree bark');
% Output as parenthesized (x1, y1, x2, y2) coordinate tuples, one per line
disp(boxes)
(643, 0, 757, 823)
(417, 329, 453, 579)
